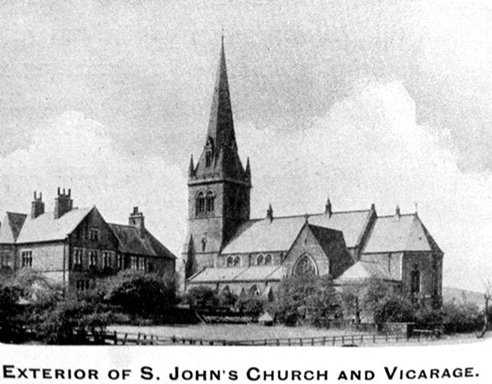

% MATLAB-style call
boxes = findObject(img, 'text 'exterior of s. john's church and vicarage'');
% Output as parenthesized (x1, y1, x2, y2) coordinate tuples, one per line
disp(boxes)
(184, 39, 443, 306)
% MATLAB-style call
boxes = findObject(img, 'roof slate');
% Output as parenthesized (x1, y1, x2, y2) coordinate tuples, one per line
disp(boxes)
(108, 224, 176, 259)
(189, 265, 282, 283)
(334, 260, 397, 283)
(16, 208, 92, 244)
(222, 210, 371, 254)
(362, 214, 435, 253)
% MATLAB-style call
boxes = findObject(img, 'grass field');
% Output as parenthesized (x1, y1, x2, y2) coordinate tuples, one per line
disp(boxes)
(108, 323, 490, 347)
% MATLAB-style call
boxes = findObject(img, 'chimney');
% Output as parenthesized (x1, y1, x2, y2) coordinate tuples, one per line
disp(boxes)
(129, 206, 145, 236)
(54, 187, 73, 219)
(31, 191, 45, 219)
(266, 204, 273, 222)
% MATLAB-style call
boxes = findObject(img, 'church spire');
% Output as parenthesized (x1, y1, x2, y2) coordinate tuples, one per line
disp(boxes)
(207, 36, 236, 152)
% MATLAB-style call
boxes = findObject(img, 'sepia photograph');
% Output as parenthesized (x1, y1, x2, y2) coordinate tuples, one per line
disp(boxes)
(0, 0, 491, 353)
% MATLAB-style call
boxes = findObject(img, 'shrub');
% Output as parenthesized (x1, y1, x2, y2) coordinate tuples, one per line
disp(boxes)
(183, 286, 219, 308)
(373, 295, 415, 325)
(0, 284, 24, 342)
(441, 302, 482, 334)
(34, 298, 115, 345)
(105, 270, 178, 319)
(236, 296, 265, 317)
(268, 276, 341, 326)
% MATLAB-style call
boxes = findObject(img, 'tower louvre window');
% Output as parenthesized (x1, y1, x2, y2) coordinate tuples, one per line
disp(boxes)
(206, 191, 215, 213)
(196, 192, 205, 216)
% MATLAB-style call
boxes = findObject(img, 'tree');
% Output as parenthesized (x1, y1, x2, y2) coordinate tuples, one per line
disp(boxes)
(183, 286, 219, 308)
(105, 270, 178, 319)
(477, 280, 491, 338)
(0, 283, 24, 342)
(268, 276, 341, 326)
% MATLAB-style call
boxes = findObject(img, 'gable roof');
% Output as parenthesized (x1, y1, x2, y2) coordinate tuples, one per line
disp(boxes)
(0, 212, 27, 244)
(221, 209, 372, 254)
(108, 224, 176, 259)
(362, 213, 440, 254)
(16, 207, 93, 244)
(308, 224, 346, 253)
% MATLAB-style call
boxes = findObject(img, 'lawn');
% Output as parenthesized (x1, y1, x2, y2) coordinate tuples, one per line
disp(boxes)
(107, 323, 490, 347)
(108, 323, 361, 340)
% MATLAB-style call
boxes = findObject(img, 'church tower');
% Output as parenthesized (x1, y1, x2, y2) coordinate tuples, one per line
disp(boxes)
(184, 38, 251, 278)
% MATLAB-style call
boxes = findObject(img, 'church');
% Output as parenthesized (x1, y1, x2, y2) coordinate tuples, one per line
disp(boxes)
(184, 39, 443, 305)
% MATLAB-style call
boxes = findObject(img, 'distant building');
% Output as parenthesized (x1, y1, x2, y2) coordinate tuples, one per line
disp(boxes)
(0, 189, 176, 291)
(183, 40, 443, 306)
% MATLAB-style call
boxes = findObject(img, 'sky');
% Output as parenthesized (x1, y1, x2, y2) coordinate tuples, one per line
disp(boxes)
(0, 0, 491, 291)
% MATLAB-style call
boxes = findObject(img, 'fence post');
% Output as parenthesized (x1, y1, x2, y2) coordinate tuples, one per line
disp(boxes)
(360, 334, 363, 344)
(385, 333, 388, 342)
(114, 331, 118, 345)
(137, 332, 141, 345)
(373, 334, 376, 343)
(332, 336, 335, 346)
(277, 339, 280, 346)
(342, 336, 345, 344)
(123, 333, 128, 345)
(322, 336, 326, 346)
(299, 338, 303, 346)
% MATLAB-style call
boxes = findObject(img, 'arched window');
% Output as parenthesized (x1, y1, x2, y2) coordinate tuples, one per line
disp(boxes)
(293, 255, 317, 277)
(264, 254, 272, 265)
(195, 192, 205, 216)
(226, 256, 234, 267)
(206, 191, 215, 213)
(222, 285, 231, 296)
(256, 254, 264, 266)
(233, 256, 240, 267)
(411, 266, 420, 295)
(249, 285, 260, 296)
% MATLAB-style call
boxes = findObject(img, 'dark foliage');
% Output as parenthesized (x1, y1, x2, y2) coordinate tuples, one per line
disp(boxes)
(105, 270, 178, 319)
(268, 276, 341, 326)
(183, 285, 219, 308)
(236, 296, 265, 317)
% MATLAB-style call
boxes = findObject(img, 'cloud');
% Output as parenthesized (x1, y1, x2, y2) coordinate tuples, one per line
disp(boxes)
(0, 0, 490, 173)
(0, 111, 188, 256)
(236, 79, 492, 291)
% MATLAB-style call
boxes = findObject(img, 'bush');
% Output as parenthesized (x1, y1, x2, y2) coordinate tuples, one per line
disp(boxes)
(34, 298, 115, 344)
(268, 276, 341, 326)
(105, 270, 178, 319)
(0, 284, 24, 342)
(441, 302, 482, 334)
(236, 296, 265, 317)
(373, 295, 415, 325)
(183, 286, 219, 308)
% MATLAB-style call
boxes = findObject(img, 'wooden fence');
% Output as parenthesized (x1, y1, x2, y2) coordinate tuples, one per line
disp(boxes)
(92, 330, 434, 346)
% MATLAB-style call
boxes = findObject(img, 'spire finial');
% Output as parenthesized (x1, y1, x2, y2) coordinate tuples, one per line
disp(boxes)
(266, 203, 273, 222)
(325, 196, 332, 217)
